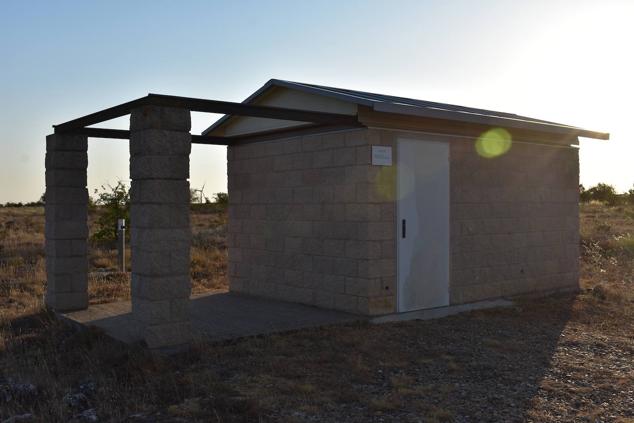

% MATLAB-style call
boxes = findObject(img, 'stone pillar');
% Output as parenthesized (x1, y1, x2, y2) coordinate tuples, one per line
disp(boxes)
(129, 106, 192, 349)
(44, 133, 89, 311)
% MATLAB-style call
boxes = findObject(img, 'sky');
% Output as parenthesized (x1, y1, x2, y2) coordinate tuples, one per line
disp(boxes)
(1, 0, 632, 203)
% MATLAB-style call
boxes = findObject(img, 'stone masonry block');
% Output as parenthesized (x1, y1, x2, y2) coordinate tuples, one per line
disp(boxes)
(321, 204, 346, 221)
(130, 156, 190, 180)
(380, 240, 395, 259)
(70, 274, 88, 293)
(45, 169, 87, 187)
(366, 296, 395, 315)
(312, 150, 333, 168)
(345, 204, 381, 221)
(356, 146, 371, 165)
(130, 129, 192, 156)
(345, 277, 381, 296)
(47, 272, 87, 293)
(130, 203, 190, 228)
(320, 132, 345, 150)
(301, 134, 323, 152)
(131, 180, 190, 204)
(45, 151, 88, 170)
(333, 184, 356, 202)
(333, 147, 356, 167)
(130, 106, 191, 132)
(345, 130, 368, 147)
(45, 203, 88, 222)
(333, 257, 358, 277)
(345, 166, 372, 184)
(131, 227, 191, 247)
(46, 133, 87, 151)
(358, 259, 395, 278)
(45, 239, 87, 257)
(132, 247, 190, 276)
(45, 291, 88, 312)
(345, 240, 381, 259)
(358, 222, 394, 241)
(323, 239, 345, 256)
(45, 220, 88, 239)
(312, 256, 334, 274)
(286, 221, 312, 237)
(45, 187, 88, 205)
(46, 274, 72, 293)
(170, 298, 190, 321)
(356, 183, 387, 203)
(131, 237, 190, 254)
(46, 256, 88, 275)
(131, 273, 191, 301)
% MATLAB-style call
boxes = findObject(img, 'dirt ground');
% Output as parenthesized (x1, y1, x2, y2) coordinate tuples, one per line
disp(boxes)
(0, 203, 632, 422)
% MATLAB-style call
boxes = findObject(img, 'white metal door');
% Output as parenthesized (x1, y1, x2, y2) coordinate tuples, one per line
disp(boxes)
(397, 138, 450, 312)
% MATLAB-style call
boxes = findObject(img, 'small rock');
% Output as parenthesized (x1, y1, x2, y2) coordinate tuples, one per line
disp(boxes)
(63, 392, 89, 409)
(78, 381, 96, 398)
(73, 409, 98, 422)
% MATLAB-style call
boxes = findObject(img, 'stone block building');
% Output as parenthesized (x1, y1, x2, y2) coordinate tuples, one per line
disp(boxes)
(45, 80, 608, 348)
(204, 80, 605, 315)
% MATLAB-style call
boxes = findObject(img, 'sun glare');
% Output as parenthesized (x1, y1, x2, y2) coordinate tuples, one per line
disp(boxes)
(475, 128, 512, 159)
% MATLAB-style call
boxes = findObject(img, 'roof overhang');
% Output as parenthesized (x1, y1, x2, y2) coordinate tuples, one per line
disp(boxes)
(371, 102, 609, 140)
(202, 79, 610, 141)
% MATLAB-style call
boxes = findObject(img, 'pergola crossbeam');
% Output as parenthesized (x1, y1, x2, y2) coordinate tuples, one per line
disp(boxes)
(58, 120, 364, 146)
(53, 93, 359, 135)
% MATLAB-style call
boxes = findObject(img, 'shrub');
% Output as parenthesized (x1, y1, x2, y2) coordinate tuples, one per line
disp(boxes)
(580, 183, 621, 205)
(213, 192, 228, 207)
(91, 181, 130, 243)
(628, 186, 634, 205)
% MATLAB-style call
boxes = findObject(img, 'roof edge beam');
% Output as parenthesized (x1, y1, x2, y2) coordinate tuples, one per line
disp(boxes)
(372, 103, 610, 140)
(54, 94, 359, 131)
(59, 127, 230, 145)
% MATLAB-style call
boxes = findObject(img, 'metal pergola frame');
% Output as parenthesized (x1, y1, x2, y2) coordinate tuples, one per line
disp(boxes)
(53, 93, 363, 145)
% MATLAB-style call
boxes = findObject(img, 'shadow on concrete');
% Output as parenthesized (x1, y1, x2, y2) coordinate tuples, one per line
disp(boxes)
(61, 291, 362, 344)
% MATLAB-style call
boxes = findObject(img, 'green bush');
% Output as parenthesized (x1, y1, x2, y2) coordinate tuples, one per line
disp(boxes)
(91, 181, 130, 243)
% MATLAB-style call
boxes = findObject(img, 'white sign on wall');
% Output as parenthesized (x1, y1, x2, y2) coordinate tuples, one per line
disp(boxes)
(371, 146, 393, 166)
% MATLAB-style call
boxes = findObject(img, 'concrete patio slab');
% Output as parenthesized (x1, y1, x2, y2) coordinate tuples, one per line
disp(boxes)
(60, 291, 363, 344)
(370, 298, 514, 324)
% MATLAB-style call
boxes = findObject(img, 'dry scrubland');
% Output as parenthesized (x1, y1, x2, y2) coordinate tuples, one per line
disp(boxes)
(0, 203, 633, 422)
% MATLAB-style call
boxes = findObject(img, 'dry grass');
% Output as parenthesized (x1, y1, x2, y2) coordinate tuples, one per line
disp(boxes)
(0, 203, 633, 422)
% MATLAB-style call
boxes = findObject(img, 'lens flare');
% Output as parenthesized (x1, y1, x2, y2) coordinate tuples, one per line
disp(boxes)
(475, 128, 512, 158)
(375, 166, 397, 201)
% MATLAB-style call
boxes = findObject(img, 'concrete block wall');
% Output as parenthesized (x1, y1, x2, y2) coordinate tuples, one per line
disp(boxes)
(448, 137, 580, 303)
(129, 106, 192, 348)
(228, 126, 579, 314)
(44, 133, 89, 311)
(227, 129, 396, 315)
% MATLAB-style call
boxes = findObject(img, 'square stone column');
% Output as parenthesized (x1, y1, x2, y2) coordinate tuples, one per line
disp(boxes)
(44, 133, 89, 311)
(129, 105, 192, 349)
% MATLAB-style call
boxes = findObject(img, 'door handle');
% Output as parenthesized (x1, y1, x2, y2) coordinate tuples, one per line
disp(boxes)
(402, 219, 406, 238)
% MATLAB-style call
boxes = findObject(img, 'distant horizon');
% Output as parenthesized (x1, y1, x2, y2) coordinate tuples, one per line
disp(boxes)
(1, 0, 632, 202)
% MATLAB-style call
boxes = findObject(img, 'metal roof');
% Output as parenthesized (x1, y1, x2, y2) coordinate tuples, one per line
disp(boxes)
(203, 79, 609, 140)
